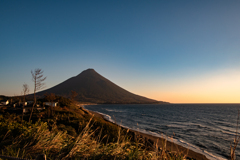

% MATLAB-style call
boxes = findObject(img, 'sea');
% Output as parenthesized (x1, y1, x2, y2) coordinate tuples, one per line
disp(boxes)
(84, 104, 240, 160)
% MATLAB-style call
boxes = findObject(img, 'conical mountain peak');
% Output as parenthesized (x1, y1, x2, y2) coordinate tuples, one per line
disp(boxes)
(82, 68, 96, 73)
(37, 69, 160, 104)
(76, 68, 96, 76)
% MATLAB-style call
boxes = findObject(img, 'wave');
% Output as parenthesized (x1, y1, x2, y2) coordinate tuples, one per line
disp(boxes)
(145, 131, 226, 160)
(166, 123, 209, 130)
(96, 111, 116, 123)
(133, 126, 226, 160)
(193, 124, 209, 129)
(218, 126, 236, 134)
(220, 130, 236, 136)
(166, 124, 188, 128)
(105, 108, 123, 112)
(203, 150, 226, 160)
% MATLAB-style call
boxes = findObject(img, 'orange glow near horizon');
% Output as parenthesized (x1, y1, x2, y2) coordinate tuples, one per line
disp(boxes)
(136, 69, 240, 103)
(150, 92, 240, 104)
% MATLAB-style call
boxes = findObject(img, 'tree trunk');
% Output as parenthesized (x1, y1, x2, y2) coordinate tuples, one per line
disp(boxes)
(29, 91, 36, 122)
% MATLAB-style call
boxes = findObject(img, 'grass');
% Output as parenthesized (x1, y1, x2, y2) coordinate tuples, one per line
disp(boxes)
(230, 110, 240, 160)
(0, 106, 189, 160)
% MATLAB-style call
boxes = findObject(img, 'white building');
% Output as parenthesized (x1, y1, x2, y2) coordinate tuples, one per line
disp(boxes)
(1, 100, 9, 105)
(20, 102, 27, 106)
(44, 102, 58, 107)
(23, 108, 27, 113)
(37, 107, 45, 111)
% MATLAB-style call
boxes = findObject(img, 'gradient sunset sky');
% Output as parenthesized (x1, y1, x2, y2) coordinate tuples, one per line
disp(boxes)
(1, 0, 240, 103)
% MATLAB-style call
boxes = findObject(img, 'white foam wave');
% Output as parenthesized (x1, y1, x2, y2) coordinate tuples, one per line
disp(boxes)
(221, 130, 236, 136)
(139, 130, 227, 160)
(98, 112, 115, 123)
(115, 121, 227, 160)
(105, 109, 123, 112)
(166, 124, 187, 128)
(203, 150, 226, 160)
(193, 124, 209, 128)
(218, 126, 236, 134)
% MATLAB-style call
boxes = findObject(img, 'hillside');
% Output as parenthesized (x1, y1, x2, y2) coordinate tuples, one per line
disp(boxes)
(37, 69, 163, 104)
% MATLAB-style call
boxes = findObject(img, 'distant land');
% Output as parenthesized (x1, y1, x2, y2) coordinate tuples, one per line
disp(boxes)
(36, 69, 167, 104)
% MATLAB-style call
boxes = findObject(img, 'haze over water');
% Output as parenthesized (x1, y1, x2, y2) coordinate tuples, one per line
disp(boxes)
(85, 104, 240, 160)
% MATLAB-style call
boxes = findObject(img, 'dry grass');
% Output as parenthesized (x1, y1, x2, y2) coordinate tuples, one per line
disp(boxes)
(0, 115, 188, 160)
(230, 110, 240, 160)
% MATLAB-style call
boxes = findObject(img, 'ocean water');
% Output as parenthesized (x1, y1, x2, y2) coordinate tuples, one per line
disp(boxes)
(85, 104, 240, 160)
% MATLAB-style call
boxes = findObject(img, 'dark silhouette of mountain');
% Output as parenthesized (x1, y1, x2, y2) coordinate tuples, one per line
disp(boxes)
(37, 69, 164, 104)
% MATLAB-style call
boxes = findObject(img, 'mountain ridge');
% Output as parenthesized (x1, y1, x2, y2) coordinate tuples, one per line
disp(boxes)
(37, 69, 166, 104)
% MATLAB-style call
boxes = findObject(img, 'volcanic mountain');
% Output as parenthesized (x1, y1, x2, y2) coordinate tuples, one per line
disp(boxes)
(38, 69, 161, 104)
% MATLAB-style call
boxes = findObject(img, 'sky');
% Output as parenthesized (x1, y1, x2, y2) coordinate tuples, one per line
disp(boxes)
(1, 0, 240, 103)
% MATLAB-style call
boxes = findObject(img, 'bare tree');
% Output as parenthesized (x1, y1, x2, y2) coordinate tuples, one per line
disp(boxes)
(22, 83, 29, 122)
(29, 68, 46, 122)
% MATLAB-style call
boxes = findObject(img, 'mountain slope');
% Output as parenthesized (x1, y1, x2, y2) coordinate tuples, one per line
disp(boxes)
(38, 69, 160, 104)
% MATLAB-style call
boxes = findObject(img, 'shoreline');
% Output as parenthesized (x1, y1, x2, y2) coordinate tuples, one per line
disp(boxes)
(86, 109, 210, 160)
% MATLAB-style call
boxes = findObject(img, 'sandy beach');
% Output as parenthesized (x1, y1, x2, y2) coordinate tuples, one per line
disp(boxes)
(88, 110, 209, 160)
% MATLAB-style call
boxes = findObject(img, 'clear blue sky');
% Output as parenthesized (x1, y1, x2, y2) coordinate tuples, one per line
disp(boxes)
(1, 0, 240, 103)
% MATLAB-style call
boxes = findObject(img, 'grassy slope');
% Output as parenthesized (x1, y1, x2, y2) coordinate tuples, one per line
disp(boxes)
(0, 104, 188, 160)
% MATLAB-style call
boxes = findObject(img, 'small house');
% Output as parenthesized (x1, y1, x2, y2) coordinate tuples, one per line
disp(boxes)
(20, 102, 27, 106)
(44, 102, 58, 107)
(23, 108, 27, 113)
(1, 100, 9, 105)
(23, 107, 32, 113)
(37, 106, 45, 111)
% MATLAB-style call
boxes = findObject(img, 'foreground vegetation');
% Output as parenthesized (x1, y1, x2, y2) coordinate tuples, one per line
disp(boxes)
(0, 93, 239, 160)
(0, 101, 190, 160)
